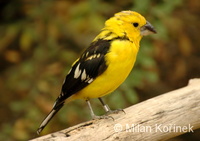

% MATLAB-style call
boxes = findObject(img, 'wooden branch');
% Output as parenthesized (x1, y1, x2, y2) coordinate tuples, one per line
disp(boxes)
(31, 78, 200, 141)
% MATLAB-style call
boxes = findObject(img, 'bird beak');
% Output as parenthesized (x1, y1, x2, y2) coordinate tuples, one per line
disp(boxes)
(140, 21, 157, 36)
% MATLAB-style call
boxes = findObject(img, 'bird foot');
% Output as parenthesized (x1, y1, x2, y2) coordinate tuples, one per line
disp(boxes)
(92, 114, 114, 120)
(106, 109, 126, 115)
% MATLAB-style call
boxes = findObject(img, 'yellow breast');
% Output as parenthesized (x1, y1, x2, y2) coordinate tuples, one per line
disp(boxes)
(70, 40, 138, 100)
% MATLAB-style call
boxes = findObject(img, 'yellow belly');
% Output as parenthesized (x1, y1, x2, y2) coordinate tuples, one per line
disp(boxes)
(68, 40, 138, 101)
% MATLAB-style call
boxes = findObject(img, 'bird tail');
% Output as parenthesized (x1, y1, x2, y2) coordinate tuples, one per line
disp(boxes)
(37, 101, 64, 135)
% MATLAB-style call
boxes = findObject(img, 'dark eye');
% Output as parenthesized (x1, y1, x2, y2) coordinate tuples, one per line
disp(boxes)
(133, 22, 139, 27)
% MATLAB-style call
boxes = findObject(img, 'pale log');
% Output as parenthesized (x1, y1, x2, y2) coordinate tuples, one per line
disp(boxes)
(31, 78, 200, 141)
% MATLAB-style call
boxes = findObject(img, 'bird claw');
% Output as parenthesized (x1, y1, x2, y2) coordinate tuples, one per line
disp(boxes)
(92, 114, 114, 120)
(106, 109, 126, 115)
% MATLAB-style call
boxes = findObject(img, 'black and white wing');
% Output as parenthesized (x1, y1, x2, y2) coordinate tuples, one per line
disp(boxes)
(59, 39, 111, 102)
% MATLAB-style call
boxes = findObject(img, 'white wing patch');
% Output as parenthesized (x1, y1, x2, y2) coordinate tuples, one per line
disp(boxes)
(81, 69, 87, 81)
(85, 53, 101, 61)
(73, 63, 94, 84)
(74, 63, 81, 78)
(72, 53, 102, 83)
(87, 78, 94, 83)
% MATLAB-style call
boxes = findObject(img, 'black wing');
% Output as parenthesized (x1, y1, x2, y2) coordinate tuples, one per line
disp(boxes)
(58, 39, 111, 103)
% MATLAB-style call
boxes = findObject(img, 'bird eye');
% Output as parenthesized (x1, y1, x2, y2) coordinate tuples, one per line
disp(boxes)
(133, 22, 139, 27)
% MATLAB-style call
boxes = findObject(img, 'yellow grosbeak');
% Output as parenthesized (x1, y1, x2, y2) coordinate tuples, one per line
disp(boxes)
(37, 11, 156, 135)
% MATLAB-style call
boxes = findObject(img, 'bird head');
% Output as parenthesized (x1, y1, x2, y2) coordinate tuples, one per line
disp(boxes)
(104, 11, 156, 43)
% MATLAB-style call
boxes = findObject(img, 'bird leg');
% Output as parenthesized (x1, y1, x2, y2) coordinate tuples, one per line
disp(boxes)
(98, 97, 125, 115)
(86, 99, 113, 120)
(98, 97, 111, 112)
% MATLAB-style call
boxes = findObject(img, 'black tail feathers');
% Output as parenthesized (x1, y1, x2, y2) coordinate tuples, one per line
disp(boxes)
(37, 101, 64, 135)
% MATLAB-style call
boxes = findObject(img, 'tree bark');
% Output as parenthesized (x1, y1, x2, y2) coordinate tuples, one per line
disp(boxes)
(31, 78, 200, 141)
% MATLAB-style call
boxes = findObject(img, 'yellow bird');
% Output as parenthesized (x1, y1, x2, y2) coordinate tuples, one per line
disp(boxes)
(37, 11, 156, 134)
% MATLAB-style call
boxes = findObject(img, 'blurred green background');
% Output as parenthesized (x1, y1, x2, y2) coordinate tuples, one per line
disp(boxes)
(0, 0, 199, 140)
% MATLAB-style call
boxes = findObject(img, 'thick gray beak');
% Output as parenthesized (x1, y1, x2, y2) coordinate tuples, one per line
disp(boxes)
(140, 21, 157, 36)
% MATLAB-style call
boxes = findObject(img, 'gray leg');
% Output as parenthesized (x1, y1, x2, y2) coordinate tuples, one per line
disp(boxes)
(86, 99, 114, 120)
(98, 98, 111, 112)
(98, 97, 126, 115)
(86, 99, 96, 119)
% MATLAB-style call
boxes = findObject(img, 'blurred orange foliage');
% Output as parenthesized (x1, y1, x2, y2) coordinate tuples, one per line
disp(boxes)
(0, 0, 199, 140)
